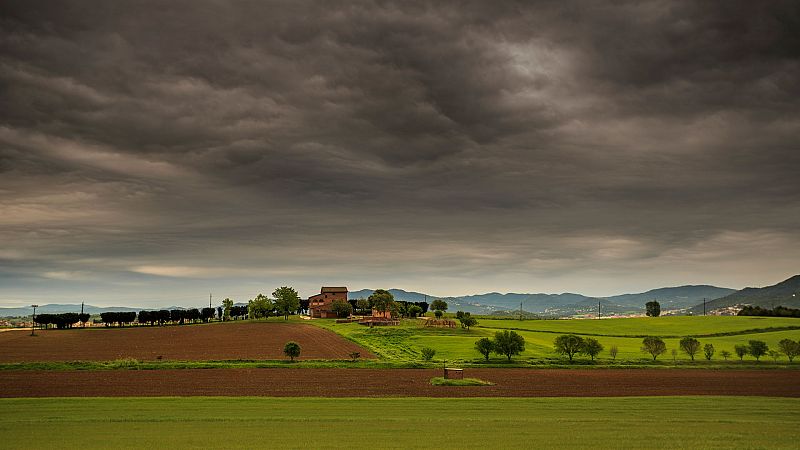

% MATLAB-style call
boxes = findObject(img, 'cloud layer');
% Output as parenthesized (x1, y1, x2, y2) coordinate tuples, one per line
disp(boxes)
(1, 1, 798, 306)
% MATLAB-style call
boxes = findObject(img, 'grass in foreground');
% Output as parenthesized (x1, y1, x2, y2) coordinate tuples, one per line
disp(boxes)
(0, 397, 797, 449)
(429, 376, 494, 386)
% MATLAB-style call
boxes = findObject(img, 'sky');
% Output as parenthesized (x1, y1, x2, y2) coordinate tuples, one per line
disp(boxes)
(1, 1, 799, 308)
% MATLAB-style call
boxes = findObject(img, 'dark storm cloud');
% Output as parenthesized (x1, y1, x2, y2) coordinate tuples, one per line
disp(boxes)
(1, 0, 799, 304)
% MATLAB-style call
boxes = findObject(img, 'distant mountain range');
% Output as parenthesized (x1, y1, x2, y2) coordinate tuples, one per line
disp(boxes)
(689, 275, 800, 314)
(5, 278, 794, 318)
(350, 285, 736, 315)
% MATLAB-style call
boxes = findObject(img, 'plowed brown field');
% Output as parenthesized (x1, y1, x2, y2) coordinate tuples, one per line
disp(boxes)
(1, 369, 798, 397)
(0, 322, 374, 362)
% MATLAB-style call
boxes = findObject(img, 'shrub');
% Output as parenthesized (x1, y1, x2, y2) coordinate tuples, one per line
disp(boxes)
(703, 343, 715, 361)
(421, 347, 436, 361)
(609, 345, 618, 360)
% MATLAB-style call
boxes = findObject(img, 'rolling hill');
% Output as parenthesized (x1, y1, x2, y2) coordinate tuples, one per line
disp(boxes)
(690, 275, 800, 314)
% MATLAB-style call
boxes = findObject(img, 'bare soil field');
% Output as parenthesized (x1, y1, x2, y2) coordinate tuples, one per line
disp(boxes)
(0, 322, 374, 362)
(1, 369, 798, 398)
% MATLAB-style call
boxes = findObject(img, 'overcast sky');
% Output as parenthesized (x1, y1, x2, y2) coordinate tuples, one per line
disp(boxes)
(1, 1, 798, 307)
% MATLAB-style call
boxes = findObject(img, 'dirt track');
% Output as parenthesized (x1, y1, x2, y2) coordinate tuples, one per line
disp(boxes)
(0, 322, 374, 362)
(2, 369, 798, 397)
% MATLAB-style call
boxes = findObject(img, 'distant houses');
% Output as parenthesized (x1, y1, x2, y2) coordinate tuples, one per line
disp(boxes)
(308, 286, 349, 318)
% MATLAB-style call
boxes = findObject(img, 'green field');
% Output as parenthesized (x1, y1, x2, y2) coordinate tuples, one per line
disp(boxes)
(312, 316, 800, 365)
(0, 397, 797, 449)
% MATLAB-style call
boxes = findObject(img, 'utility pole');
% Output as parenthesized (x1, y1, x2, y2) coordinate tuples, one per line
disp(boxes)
(209, 293, 212, 309)
(520, 301, 523, 321)
(598, 300, 601, 319)
(703, 298, 706, 316)
(81, 301, 85, 327)
(30, 304, 38, 336)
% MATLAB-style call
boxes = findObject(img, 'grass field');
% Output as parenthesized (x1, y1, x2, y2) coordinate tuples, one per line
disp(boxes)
(312, 316, 800, 365)
(0, 397, 797, 449)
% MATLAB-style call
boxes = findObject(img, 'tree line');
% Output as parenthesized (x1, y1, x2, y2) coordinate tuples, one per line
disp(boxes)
(737, 305, 800, 318)
(33, 313, 90, 329)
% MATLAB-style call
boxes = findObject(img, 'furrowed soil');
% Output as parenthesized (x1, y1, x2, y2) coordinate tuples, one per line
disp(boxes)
(2, 369, 798, 397)
(0, 322, 374, 362)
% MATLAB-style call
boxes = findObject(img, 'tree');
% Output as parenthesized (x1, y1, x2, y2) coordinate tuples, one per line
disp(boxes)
(734, 344, 749, 361)
(248, 294, 273, 319)
(200, 307, 215, 323)
(421, 347, 436, 361)
(645, 301, 661, 317)
(331, 299, 353, 318)
(356, 298, 371, 315)
(609, 345, 618, 360)
(434, 310, 443, 319)
(283, 341, 301, 362)
(768, 350, 781, 362)
(455, 311, 465, 319)
(170, 309, 184, 324)
(459, 312, 477, 330)
(703, 343, 715, 361)
(475, 338, 494, 361)
(679, 337, 701, 361)
(430, 299, 448, 315)
(778, 339, 799, 362)
(222, 298, 233, 321)
(720, 350, 731, 361)
(553, 334, 585, 362)
(581, 337, 603, 361)
(369, 289, 395, 315)
(408, 305, 423, 318)
(494, 330, 525, 361)
(641, 336, 667, 361)
(78, 313, 90, 327)
(748, 340, 768, 361)
(349, 352, 360, 362)
(671, 348, 678, 363)
(158, 309, 171, 325)
(273, 286, 300, 320)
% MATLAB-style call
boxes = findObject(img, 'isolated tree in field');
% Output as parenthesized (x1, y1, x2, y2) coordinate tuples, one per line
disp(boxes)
(609, 345, 618, 360)
(553, 334, 584, 362)
(331, 299, 352, 318)
(581, 337, 603, 361)
(778, 339, 799, 362)
(494, 330, 525, 361)
(283, 341, 301, 362)
(703, 343, 715, 361)
(369, 289, 395, 315)
(720, 350, 731, 360)
(734, 344, 749, 361)
(645, 301, 661, 317)
(431, 299, 448, 316)
(407, 305, 423, 318)
(222, 298, 233, 321)
(248, 294, 273, 320)
(748, 340, 768, 361)
(679, 337, 701, 361)
(421, 347, 436, 361)
(641, 336, 667, 361)
(435, 310, 443, 319)
(459, 313, 478, 330)
(475, 338, 494, 361)
(768, 350, 781, 362)
(273, 286, 300, 320)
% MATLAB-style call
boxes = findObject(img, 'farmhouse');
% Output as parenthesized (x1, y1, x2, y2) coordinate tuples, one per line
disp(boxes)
(308, 286, 348, 318)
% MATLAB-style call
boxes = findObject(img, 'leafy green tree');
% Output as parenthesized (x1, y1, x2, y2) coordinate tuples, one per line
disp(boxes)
(200, 307, 215, 323)
(407, 305, 423, 318)
(273, 286, 300, 320)
(456, 311, 465, 319)
(748, 340, 768, 361)
(720, 350, 731, 360)
(421, 347, 436, 361)
(641, 336, 667, 361)
(581, 337, 603, 361)
(703, 343, 715, 361)
(283, 341, 301, 362)
(356, 298, 371, 315)
(369, 289, 395, 315)
(778, 339, 799, 362)
(430, 299, 448, 315)
(554, 334, 585, 362)
(434, 310, 443, 319)
(475, 338, 494, 361)
(493, 330, 525, 361)
(461, 316, 478, 330)
(248, 294, 273, 319)
(331, 299, 353, 318)
(222, 298, 233, 321)
(734, 344, 749, 361)
(609, 345, 618, 360)
(645, 301, 661, 317)
(679, 337, 701, 361)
